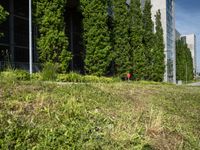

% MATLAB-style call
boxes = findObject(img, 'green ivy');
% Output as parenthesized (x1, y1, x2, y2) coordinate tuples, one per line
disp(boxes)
(80, 0, 112, 76)
(34, 0, 71, 72)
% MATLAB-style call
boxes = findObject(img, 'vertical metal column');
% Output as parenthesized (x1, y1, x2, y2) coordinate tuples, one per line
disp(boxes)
(70, 13, 74, 70)
(9, 0, 14, 64)
(29, 0, 33, 74)
(172, 0, 176, 84)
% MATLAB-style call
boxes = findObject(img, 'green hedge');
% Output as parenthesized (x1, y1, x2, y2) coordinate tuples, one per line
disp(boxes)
(56, 73, 120, 83)
(0, 70, 30, 81)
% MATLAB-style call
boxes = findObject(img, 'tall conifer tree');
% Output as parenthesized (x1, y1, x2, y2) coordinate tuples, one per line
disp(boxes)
(129, 0, 146, 80)
(112, 0, 131, 76)
(186, 46, 194, 80)
(176, 39, 194, 81)
(34, 0, 71, 72)
(80, 0, 112, 76)
(153, 10, 165, 81)
(176, 40, 183, 80)
(142, 0, 154, 80)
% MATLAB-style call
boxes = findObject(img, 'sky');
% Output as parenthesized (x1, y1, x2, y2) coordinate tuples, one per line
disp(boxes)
(175, 0, 200, 72)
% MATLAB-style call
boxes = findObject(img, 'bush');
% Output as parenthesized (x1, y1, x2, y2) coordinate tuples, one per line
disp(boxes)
(56, 73, 119, 83)
(0, 69, 30, 82)
(41, 62, 58, 81)
(14, 70, 30, 80)
(56, 72, 83, 82)
(31, 73, 42, 81)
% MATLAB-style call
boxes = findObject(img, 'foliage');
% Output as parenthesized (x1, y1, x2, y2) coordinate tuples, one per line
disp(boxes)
(33, 0, 71, 72)
(56, 72, 118, 83)
(176, 39, 194, 81)
(41, 62, 58, 81)
(0, 5, 9, 37)
(129, 0, 146, 80)
(0, 81, 199, 149)
(31, 72, 43, 81)
(112, 0, 131, 75)
(0, 1, 168, 82)
(152, 10, 165, 81)
(0, 69, 30, 82)
(142, 0, 155, 80)
(56, 72, 83, 82)
(80, 0, 112, 76)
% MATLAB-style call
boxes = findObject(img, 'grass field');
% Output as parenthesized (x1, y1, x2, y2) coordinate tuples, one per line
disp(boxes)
(0, 80, 199, 149)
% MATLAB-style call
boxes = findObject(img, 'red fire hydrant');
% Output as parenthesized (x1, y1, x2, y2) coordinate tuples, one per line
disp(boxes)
(127, 73, 131, 81)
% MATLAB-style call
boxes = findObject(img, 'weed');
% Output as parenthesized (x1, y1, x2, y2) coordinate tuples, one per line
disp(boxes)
(0, 81, 199, 149)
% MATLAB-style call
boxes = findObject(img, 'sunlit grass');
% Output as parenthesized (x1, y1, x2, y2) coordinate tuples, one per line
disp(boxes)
(0, 80, 199, 149)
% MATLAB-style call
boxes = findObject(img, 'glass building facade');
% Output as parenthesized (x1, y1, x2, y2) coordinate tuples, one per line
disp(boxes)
(0, 0, 38, 70)
(166, 0, 176, 82)
(1, 0, 176, 82)
(0, 0, 84, 72)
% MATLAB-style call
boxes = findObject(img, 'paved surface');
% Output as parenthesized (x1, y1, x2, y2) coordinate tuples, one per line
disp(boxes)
(188, 82, 200, 86)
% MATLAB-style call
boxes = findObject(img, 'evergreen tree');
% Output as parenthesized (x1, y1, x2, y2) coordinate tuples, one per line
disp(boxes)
(112, 0, 131, 76)
(176, 40, 184, 80)
(129, 0, 145, 80)
(153, 10, 165, 81)
(176, 39, 194, 82)
(80, 0, 112, 76)
(185, 45, 194, 81)
(34, 0, 71, 72)
(142, 0, 155, 80)
(0, 5, 8, 37)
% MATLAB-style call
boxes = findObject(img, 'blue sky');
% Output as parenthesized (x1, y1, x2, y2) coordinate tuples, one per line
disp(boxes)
(176, 0, 200, 72)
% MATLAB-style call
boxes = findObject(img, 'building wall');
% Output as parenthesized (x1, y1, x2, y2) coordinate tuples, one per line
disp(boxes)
(1, 0, 177, 80)
(175, 29, 181, 40)
(0, 0, 38, 70)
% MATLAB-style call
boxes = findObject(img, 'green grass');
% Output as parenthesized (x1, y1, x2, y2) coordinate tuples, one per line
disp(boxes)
(0, 80, 199, 149)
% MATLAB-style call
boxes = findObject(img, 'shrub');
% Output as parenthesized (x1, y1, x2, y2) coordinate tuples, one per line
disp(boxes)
(41, 62, 58, 81)
(56, 73, 119, 83)
(56, 72, 83, 82)
(0, 69, 30, 82)
(31, 73, 42, 81)
(15, 70, 30, 80)
(0, 70, 17, 82)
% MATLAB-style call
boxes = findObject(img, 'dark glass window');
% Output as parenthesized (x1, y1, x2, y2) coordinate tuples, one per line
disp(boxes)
(0, 0, 9, 12)
(0, 19, 9, 44)
(14, 47, 28, 62)
(14, 0, 28, 17)
(0, 0, 10, 44)
(14, 17, 29, 47)
(66, 0, 84, 72)
(0, 45, 10, 61)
